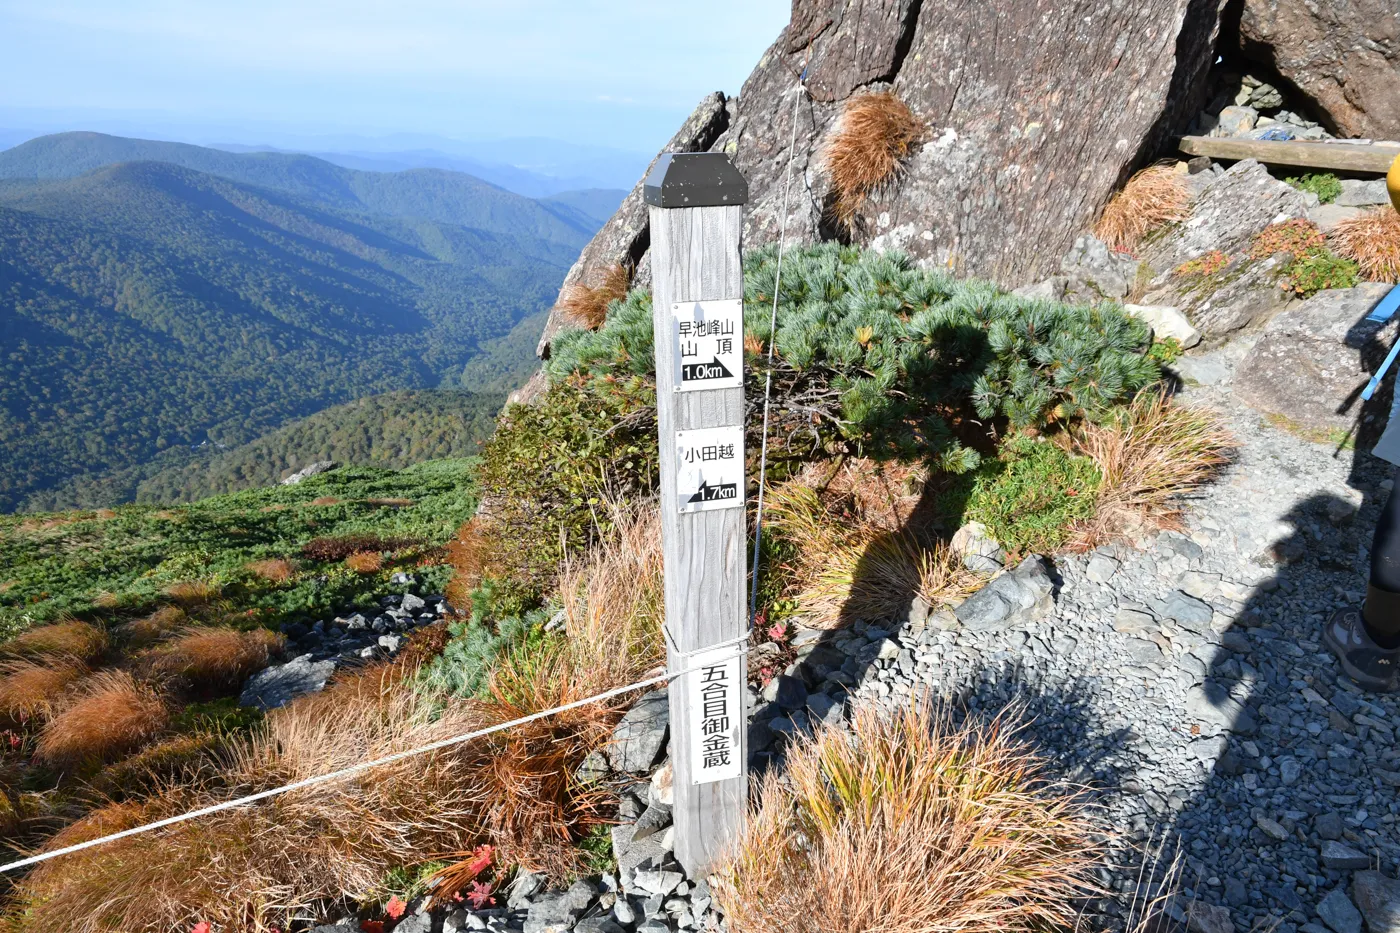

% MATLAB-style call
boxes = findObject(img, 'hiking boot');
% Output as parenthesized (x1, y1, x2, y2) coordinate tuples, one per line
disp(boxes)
(1325, 607, 1400, 692)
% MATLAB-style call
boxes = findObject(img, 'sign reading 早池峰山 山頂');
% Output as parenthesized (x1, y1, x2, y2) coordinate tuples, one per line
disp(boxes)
(686, 644, 744, 784)
(671, 299, 743, 392)
(674, 424, 744, 513)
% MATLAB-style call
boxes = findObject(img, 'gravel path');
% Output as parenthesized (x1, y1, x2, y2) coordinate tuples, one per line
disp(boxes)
(814, 338, 1400, 933)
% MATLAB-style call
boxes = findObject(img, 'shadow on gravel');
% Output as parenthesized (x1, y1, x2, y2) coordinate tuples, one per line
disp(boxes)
(1160, 469, 1400, 933)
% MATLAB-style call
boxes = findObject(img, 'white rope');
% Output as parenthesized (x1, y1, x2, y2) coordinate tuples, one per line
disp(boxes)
(0, 648, 746, 875)
(748, 63, 808, 624)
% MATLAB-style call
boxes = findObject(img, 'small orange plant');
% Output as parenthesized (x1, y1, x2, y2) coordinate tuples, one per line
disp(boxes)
(1095, 164, 1191, 251)
(345, 550, 384, 574)
(34, 671, 168, 771)
(120, 606, 187, 649)
(1332, 207, 1400, 282)
(1174, 249, 1229, 278)
(823, 90, 924, 229)
(1250, 218, 1326, 259)
(557, 263, 631, 330)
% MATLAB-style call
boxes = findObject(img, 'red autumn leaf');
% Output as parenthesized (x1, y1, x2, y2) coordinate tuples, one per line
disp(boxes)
(465, 881, 495, 909)
(463, 844, 494, 878)
(191, 923, 211, 933)
(385, 895, 408, 920)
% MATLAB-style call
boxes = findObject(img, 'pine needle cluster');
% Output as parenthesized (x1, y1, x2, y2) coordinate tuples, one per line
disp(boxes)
(549, 244, 1161, 470)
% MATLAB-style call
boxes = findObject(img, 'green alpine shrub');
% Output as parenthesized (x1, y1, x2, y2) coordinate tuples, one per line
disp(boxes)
(1286, 173, 1343, 205)
(549, 244, 1161, 466)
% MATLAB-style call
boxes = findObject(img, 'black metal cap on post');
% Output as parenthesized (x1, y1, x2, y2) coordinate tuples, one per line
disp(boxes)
(643, 152, 748, 208)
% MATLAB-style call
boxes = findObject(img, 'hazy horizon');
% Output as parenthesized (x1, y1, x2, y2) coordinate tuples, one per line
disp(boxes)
(0, 1, 790, 156)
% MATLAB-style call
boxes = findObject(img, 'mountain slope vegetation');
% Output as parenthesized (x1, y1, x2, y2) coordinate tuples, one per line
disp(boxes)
(0, 131, 600, 243)
(0, 159, 575, 512)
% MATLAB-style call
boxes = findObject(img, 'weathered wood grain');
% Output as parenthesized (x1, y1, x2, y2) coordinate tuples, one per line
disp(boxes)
(649, 203, 747, 877)
(1178, 135, 1399, 173)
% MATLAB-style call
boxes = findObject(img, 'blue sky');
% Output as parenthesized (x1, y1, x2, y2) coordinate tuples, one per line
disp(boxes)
(0, 1, 790, 153)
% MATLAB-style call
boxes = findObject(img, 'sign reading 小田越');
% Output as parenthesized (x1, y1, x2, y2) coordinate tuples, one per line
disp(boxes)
(686, 644, 744, 785)
(671, 299, 743, 391)
(674, 425, 743, 513)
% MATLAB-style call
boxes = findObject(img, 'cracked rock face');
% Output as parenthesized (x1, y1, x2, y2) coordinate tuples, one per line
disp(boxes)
(1235, 0, 1400, 140)
(535, 0, 1229, 362)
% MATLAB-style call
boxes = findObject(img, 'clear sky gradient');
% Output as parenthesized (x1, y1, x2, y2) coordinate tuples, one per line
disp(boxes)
(0, 1, 791, 154)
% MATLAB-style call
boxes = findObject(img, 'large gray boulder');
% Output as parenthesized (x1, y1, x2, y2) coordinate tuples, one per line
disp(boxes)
(1235, 0, 1400, 140)
(1233, 283, 1396, 438)
(534, 0, 1230, 361)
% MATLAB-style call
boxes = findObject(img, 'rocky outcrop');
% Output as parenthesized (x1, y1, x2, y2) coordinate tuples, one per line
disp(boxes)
(536, 0, 1231, 361)
(1232, 283, 1395, 438)
(1234, 0, 1400, 140)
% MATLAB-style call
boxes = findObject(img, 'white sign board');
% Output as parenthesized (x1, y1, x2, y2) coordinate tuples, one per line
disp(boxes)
(671, 299, 743, 392)
(674, 425, 744, 513)
(686, 645, 745, 784)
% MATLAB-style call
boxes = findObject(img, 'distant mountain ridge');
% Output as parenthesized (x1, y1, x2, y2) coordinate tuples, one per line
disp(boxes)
(0, 131, 615, 243)
(0, 138, 583, 512)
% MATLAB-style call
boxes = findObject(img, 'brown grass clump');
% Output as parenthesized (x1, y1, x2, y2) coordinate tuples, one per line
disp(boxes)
(823, 90, 924, 229)
(556, 263, 631, 330)
(41, 800, 149, 853)
(345, 550, 384, 574)
(88, 733, 224, 801)
(245, 557, 298, 584)
(34, 671, 168, 771)
(301, 533, 423, 562)
(309, 495, 342, 506)
(765, 461, 980, 629)
(1095, 164, 1191, 252)
(146, 627, 283, 693)
(2, 620, 108, 663)
(445, 517, 498, 608)
(714, 698, 1102, 933)
(118, 606, 187, 649)
(4, 511, 665, 932)
(364, 497, 414, 508)
(163, 580, 221, 607)
(0, 659, 85, 722)
(1332, 208, 1400, 282)
(1071, 389, 1232, 548)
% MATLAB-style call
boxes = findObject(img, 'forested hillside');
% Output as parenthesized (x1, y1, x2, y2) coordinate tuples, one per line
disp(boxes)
(0, 132, 604, 242)
(0, 159, 576, 512)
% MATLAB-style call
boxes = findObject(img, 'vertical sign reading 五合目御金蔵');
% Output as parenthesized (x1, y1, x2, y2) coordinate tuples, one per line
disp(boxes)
(685, 644, 744, 784)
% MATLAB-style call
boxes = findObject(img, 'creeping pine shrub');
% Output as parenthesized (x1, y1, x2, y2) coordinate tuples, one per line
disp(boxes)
(1286, 172, 1343, 204)
(421, 583, 552, 698)
(472, 375, 658, 603)
(549, 245, 1161, 465)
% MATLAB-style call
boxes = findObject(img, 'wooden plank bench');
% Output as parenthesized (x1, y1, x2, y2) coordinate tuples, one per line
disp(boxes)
(1178, 135, 1400, 174)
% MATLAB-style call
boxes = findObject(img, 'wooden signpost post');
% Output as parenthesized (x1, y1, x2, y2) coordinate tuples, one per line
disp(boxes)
(644, 152, 749, 876)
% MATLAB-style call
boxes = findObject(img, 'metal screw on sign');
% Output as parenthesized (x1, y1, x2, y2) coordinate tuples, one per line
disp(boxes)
(643, 151, 749, 876)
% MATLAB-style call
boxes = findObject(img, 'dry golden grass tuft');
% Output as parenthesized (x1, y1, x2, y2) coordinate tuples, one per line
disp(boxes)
(1332, 207, 1400, 283)
(41, 800, 150, 853)
(245, 557, 298, 584)
(0, 659, 85, 722)
(4, 510, 665, 932)
(2, 620, 109, 663)
(765, 461, 980, 629)
(1071, 389, 1232, 549)
(445, 516, 498, 608)
(88, 733, 223, 801)
(1095, 164, 1191, 252)
(163, 580, 221, 607)
(364, 497, 415, 509)
(118, 606, 187, 649)
(556, 263, 631, 330)
(822, 90, 924, 229)
(345, 549, 384, 574)
(34, 671, 168, 771)
(714, 698, 1102, 933)
(146, 627, 283, 693)
(309, 495, 343, 506)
